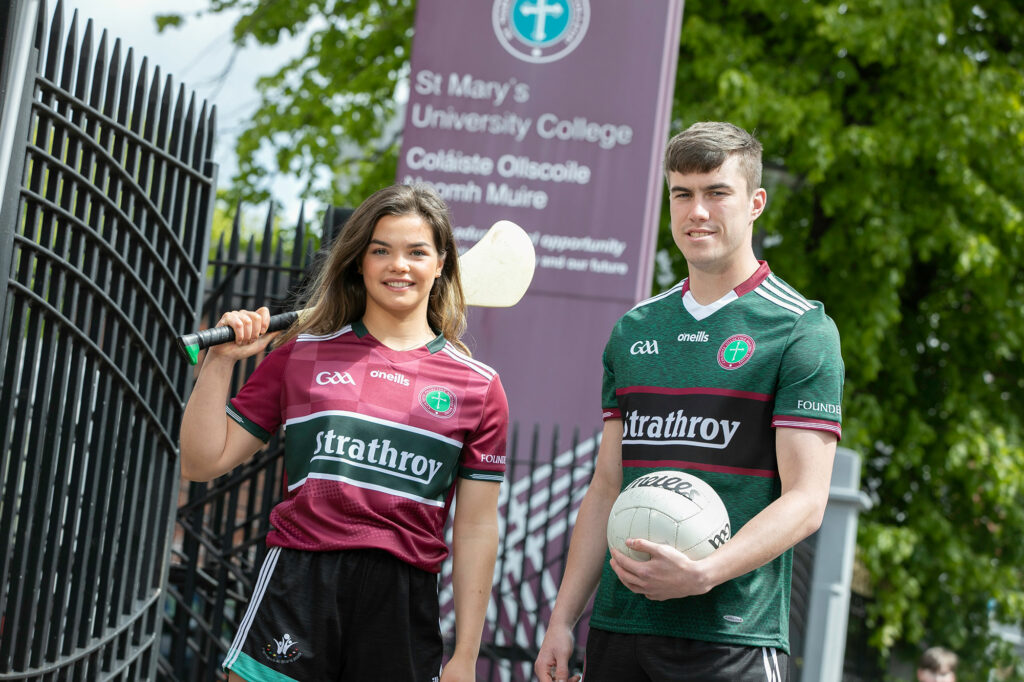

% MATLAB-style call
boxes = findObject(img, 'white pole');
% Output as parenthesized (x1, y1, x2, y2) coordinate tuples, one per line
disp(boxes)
(0, 0, 40, 200)
(801, 447, 873, 682)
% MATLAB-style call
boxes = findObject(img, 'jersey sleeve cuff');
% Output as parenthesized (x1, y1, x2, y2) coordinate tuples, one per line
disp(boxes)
(772, 415, 842, 440)
(458, 466, 504, 483)
(226, 402, 273, 442)
(602, 407, 621, 421)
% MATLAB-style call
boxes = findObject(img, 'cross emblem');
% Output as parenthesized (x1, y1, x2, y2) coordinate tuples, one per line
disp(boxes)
(519, 0, 566, 41)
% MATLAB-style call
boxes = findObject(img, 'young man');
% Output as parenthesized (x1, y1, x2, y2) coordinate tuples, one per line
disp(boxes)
(917, 647, 958, 682)
(534, 122, 844, 681)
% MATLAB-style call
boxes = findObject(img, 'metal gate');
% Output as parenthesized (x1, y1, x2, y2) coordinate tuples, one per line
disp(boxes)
(0, 1, 217, 678)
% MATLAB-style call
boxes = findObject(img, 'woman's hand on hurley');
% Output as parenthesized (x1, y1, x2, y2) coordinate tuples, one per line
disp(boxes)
(208, 307, 277, 360)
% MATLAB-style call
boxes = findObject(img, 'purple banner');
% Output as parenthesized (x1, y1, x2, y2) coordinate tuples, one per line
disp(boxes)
(399, 0, 683, 436)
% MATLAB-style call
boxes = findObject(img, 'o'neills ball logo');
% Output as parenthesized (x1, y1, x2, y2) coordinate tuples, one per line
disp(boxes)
(624, 472, 704, 502)
(492, 0, 590, 64)
(420, 386, 457, 418)
(717, 334, 755, 370)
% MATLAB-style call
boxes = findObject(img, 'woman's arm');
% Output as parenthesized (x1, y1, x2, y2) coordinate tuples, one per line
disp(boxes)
(179, 308, 276, 481)
(441, 477, 502, 682)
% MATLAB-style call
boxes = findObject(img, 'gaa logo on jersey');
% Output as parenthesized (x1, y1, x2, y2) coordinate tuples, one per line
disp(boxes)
(420, 386, 458, 418)
(316, 371, 355, 386)
(717, 334, 756, 370)
(492, 0, 590, 64)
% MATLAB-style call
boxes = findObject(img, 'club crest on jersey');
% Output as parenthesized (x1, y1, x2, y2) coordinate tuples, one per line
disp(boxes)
(492, 0, 590, 64)
(420, 386, 457, 418)
(262, 633, 302, 664)
(717, 334, 755, 370)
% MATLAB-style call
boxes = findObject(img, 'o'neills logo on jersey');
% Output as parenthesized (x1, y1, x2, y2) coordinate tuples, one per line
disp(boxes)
(623, 409, 741, 450)
(677, 331, 709, 343)
(420, 386, 457, 418)
(316, 371, 355, 386)
(370, 369, 410, 386)
(717, 334, 755, 370)
(312, 430, 445, 484)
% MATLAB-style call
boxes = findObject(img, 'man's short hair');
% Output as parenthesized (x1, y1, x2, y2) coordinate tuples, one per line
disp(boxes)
(918, 646, 958, 672)
(663, 121, 763, 195)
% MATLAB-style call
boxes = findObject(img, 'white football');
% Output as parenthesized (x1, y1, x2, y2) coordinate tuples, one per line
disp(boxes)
(607, 470, 730, 561)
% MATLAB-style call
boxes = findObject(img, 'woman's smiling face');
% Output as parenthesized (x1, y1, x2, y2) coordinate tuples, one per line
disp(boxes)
(360, 213, 444, 321)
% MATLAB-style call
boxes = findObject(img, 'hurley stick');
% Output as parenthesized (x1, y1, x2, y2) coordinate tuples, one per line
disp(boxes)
(176, 219, 536, 365)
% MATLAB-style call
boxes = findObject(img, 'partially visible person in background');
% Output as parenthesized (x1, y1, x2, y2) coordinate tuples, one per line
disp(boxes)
(916, 646, 958, 682)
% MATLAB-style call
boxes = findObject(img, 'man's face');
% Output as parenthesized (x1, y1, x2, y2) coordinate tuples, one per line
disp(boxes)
(917, 667, 956, 682)
(667, 155, 765, 276)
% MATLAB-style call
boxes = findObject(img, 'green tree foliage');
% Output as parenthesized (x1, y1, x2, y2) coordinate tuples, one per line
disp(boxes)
(161, 0, 1024, 676)
(159, 0, 414, 207)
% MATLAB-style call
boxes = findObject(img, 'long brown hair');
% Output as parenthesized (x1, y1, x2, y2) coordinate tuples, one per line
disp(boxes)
(276, 184, 469, 353)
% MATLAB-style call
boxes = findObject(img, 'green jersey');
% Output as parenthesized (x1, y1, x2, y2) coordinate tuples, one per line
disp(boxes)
(591, 262, 844, 652)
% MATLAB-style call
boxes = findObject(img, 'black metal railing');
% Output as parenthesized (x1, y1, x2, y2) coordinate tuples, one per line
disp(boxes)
(0, 1, 216, 679)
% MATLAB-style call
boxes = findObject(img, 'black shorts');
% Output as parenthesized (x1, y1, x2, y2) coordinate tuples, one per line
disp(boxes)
(582, 628, 788, 682)
(223, 546, 443, 681)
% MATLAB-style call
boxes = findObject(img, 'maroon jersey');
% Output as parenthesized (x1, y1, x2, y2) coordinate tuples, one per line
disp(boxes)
(228, 320, 508, 572)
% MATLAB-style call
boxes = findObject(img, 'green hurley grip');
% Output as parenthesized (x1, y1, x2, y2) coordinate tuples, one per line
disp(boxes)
(177, 333, 202, 365)
(175, 311, 300, 365)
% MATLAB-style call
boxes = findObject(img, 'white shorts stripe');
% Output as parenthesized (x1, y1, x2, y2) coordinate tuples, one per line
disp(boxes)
(761, 646, 782, 681)
(223, 546, 281, 669)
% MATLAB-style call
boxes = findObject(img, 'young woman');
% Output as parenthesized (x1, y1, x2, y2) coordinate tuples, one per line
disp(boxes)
(180, 184, 509, 682)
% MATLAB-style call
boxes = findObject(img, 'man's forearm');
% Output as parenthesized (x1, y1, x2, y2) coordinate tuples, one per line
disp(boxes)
(548, 480, 617, 629)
